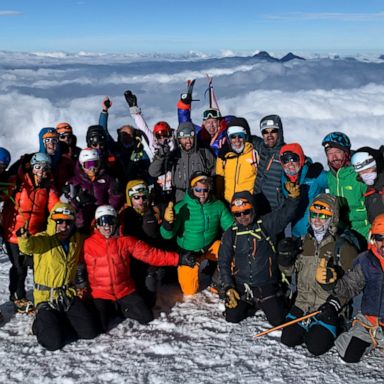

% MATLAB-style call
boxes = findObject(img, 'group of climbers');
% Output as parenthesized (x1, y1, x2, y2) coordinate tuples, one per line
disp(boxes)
(0, 78, 382, 362)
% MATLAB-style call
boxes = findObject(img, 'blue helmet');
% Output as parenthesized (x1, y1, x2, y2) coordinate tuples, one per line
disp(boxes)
(30, 152, 52, 167)
(0, 147, 11, 167)
(322, 132, 351, 152)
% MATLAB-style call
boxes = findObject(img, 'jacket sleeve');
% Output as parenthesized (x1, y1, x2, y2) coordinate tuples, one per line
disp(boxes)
(124, 236, 179, 266)
(148, 154, 167, 178)
(99, 111, 117, 151)
(47, 187, 60, 212)
(262, 196, 300, 237)
(130, 109, 155, 158)
(18, 234, 52, 255)
(331, 262, 366, 306)
(160, 202, 184, 240)
(218, 229, 235, 290)
(220, 204, 234, 231)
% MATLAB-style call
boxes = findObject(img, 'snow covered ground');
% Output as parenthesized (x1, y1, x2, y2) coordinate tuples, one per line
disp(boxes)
(0, 253, 382, 384)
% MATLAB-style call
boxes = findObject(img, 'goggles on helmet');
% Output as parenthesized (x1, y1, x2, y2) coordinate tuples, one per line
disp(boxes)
(309, 201, 333, 217)
(203, 109, 221, 120)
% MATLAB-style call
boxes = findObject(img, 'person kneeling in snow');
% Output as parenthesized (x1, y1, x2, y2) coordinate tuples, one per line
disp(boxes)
(218, 185, 300, 326)
(17, 202, 99, 351)
(83, 205, 195, 332)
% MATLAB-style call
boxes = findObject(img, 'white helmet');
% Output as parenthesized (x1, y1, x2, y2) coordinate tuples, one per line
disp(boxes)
(30, 152, 51, 167)
(95, 205, 117, 221)
(79, 148, 100, 165)
(351, 151, 376, 172)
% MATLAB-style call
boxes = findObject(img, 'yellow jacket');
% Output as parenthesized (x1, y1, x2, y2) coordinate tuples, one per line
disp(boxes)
(216, 142, 258, 203)
(18, 202, 85, 306)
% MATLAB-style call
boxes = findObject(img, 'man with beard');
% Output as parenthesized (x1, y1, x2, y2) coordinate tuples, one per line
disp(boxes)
(322, 132, 369, 247)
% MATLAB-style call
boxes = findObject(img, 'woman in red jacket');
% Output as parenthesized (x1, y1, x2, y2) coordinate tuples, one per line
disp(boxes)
(83, 205, 195, 331)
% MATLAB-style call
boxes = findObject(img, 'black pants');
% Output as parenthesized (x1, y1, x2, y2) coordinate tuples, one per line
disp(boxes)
(32, 297, 99, 351)
(225, 283, 286, 326)
(281, 306, 337, 356)
(93, 292, 154, 332)
(5, 242, 28, 300)
(130, 258, 157, 308)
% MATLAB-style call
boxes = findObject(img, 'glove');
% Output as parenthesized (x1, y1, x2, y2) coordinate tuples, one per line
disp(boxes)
(277, 237, 301, 267)
(75, 188, 95, 206)
(305, 162, 323, 179)
(315, 257, 337, 285)
(156, 142, 170, 157)
(225, 288, 240, 309)
(124, 90, 137, 108)
(164, 201, 174, 223)
(318, 296, 341, 323)
(178, 251, 197, 267)
(16, 226, 29, 239)
(102, 97, 112, 112)
(179, 79, 195, 105)
(285, 181, 300, 199)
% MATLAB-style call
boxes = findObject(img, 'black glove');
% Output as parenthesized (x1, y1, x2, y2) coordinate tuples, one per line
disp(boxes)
(16, 226, 29, 238)
(318, 296, 341, 323)
(178, 251, 197, 267)
(277, 237, 301, 267)
(179, 79, 195, 105)
(124, 90, 137, 108)
(306, 162, 323, 179)
(75, 188, 95, 206)
(156, 142, 170, 157)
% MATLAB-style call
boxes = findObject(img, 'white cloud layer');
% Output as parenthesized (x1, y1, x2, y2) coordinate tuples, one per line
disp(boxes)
(1, 52, 384, 164)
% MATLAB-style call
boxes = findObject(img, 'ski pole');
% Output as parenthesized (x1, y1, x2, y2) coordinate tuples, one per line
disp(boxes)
(253, 310, 320, 338)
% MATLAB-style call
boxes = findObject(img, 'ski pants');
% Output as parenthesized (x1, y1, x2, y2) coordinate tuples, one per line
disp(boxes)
(225, 283, 286, 327)
(178, 241, 220, 295)
(5, 242, 28, 300)
(281, 305, 338, 356)
(32, 297, 99, 351)
(335, 313, 384, 363)
(93, 292, 154, 332)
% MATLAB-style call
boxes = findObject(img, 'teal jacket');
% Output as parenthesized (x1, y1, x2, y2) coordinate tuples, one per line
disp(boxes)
(161, 191, 233, 251)
(327, 166, 369, 239)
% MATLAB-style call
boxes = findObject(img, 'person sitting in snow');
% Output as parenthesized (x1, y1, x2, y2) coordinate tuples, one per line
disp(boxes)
(83, 205, 196, 332)
(218, 184, 300, 326)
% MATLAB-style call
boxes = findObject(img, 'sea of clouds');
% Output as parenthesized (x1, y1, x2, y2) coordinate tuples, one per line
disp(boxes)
(1, 50, 384, 164)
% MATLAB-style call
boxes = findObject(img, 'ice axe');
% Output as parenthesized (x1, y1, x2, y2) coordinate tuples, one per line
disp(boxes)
(253, 310, 320, 338)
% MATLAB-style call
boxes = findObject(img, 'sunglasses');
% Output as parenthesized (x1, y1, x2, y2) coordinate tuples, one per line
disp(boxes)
(43, 138, 58, 144)
(96, 215, 116, 227)
(203, 109, 221, 120)
(193, 187, 209, 193)
(55, 219, 73, 225)
(229, 133, 246, 140)
(372, 234, 384, 242)
(281, 152, 300, 164)
(234, 209, 252, 217)
(309, 212, 332, 220)
(262, 128, 279, 135)
(132, 194, 148, 201)
(33, 163, 50, 171)
(59, 133, 72, 139)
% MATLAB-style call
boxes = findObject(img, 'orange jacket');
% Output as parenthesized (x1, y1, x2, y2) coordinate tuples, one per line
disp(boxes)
(84, 230, 179, 300)
(2, 172, 59, 244)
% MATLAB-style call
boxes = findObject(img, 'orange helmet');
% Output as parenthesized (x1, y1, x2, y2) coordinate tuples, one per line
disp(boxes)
(230, 198, 253, 213)
(371, 214, 384, 235)
(56, 122, 73, 134)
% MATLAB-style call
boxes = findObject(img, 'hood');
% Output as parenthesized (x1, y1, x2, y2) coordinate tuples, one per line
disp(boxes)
(38, 127, 61, 166)
(309, 193, 339, 235)
(46, 201, 76, 236)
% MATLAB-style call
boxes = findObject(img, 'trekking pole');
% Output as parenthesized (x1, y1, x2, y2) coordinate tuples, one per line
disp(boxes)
(253, 310, 320, 338)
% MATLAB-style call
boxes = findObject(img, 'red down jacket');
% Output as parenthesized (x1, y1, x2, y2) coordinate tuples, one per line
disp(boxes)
(84, 230, 179, 300)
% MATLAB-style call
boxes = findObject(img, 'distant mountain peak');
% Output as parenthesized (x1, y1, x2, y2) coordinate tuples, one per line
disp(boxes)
(252, 51, 280, 62)
(280, 52, 305, 62)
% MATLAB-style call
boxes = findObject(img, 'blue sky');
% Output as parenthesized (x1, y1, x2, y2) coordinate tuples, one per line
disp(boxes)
(1, 0, 384, 53)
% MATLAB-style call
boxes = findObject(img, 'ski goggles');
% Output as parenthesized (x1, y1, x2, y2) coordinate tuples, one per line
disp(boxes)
(372, 234, 384, 242)
(280, 152, 300, 164)
(52, 207, 75, 221)
(43, 137, 58, 144)
(33, 163, 51, 171)
(229, 132, 246, 140)
(132, 194, 148, 201)
(155, 130, 171, 139)
(203, 109, 221, 120)
(96, 215, 116, 227)
(82, 160, 100, 170)
(128, 184, 148, 197)
(309, 201, 333, 216)
(88, 135, 105, 147)
(309, 212, 332, 220)
(177, 130, 195, 138)
(233, 209, 252, 217)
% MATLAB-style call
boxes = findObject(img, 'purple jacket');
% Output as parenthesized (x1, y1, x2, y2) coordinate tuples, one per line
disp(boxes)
(67, 163, 123, 229)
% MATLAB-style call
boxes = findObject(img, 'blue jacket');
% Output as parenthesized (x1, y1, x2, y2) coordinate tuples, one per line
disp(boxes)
(281, 162, 328, 238)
